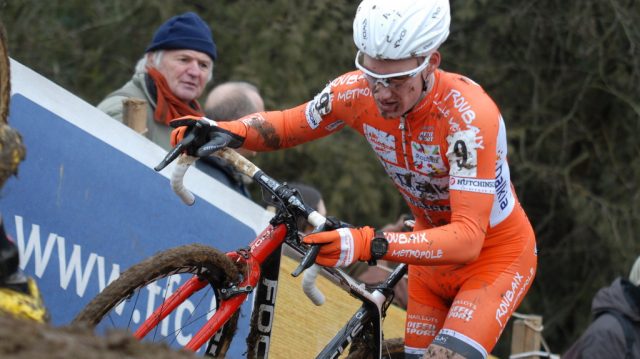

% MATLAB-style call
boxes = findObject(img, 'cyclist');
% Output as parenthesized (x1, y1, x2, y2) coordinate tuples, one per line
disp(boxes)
(168, 0, 537, 357)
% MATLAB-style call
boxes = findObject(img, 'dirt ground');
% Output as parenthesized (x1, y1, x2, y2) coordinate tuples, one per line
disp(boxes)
(0, 314, 199, 359)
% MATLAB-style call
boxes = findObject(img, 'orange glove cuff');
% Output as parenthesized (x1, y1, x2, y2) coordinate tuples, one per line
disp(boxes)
(170, 126, 188, 147)
(302, 226, 375, 267)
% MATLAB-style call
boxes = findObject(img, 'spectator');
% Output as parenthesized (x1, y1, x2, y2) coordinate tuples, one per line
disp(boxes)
(563, 256, 640, 359)
(198, 82, 265, 197)
(97, 12, 216, 151)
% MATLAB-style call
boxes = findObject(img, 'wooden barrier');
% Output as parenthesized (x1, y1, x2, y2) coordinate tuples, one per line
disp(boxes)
(122, 98, 147, 134)
(510, 313, 551, 359)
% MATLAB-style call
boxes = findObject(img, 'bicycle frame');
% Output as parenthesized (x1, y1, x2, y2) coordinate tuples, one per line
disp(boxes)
(133, 222, 288, 351)
(148, 150, 407, 358)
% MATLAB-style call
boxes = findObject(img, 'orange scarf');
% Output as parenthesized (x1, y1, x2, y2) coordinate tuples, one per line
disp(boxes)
(146, 67, 204, 125)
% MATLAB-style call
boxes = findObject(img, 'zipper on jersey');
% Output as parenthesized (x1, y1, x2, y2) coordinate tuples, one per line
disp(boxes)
(399, 115, 411, 170)
(400, 114, 436, 228)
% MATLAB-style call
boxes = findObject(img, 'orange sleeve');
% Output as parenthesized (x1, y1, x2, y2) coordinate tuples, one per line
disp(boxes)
(384, 190, 491, 265)
(215, 105, 317, 151)
(216, 86, 351, 151)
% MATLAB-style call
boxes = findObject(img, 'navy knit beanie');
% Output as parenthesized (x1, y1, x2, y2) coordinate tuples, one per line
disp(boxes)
(145, 12, 217, 61)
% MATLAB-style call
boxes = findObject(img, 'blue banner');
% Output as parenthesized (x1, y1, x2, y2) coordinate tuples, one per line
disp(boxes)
(2, 60, 272, 356)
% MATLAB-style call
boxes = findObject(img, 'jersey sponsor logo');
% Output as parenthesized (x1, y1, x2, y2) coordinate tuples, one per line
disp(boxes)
(449, 176, 495, 194)
(443, 89, 485, 151)
(337, 87, 371, 102)
(391, 248, 443, 260)
(305, 84, 332, 129)
(489, 116, 516, 227)
(381, 161, 450, 201)
(446, 130, 478, 177)
(411, 142, 447, 176)
(444, 88, 477, 128)
(417, 127, 434, 142)
(495, 267, 535, 328)
(330, 73, 363, 87)
(495, 164, 510, 210)
(385, 231, 428, 244)
(364, 124, 397, 163)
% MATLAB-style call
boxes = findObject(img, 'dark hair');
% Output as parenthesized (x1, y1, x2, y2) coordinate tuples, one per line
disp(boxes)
(205, 82, 261, 121)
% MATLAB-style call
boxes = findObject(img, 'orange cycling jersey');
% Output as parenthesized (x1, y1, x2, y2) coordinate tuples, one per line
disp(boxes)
(219, 69, 537, 357)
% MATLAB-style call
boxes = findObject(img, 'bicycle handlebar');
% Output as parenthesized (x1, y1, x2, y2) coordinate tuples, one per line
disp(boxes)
(159, 147, 328, 305)
(170, 154, 197, 205)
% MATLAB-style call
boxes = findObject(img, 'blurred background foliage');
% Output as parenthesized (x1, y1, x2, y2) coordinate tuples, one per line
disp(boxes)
(1, 0, 639, 356)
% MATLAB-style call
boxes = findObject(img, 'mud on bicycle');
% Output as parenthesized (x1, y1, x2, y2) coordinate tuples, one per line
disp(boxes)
(73, 142, 408, 358)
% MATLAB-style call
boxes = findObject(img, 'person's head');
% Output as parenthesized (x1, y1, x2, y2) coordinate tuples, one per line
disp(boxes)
(352, 0, 450, 118)
(142, 12, 217, 102)
(289, 182, 326, 234)
(204, 81, 265, 120)
(204, 81, 265, 157)
(630, 256, 640, 286)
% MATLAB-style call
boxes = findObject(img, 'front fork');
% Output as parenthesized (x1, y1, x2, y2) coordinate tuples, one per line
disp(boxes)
(133, 249, 262, 352)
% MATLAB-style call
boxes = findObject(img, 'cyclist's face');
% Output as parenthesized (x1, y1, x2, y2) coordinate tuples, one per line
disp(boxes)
(361, 55, 432, 119)
(152, 49, 213, 102)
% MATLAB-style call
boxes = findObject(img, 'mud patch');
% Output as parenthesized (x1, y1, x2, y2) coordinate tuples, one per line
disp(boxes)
(0, 314, 198, 359)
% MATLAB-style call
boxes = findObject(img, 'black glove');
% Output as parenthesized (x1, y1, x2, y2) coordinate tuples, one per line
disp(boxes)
(154, 116, 244, 171)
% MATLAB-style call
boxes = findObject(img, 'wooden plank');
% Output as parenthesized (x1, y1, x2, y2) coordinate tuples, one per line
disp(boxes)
(510, 315, 543, 359)
(122, 98, 147, 134)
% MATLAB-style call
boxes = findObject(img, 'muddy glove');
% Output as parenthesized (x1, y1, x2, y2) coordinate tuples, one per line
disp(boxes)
(169, 116, 244, 157)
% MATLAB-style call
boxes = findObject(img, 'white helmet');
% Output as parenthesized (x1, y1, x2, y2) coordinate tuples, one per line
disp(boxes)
(353, 0, 451, 60)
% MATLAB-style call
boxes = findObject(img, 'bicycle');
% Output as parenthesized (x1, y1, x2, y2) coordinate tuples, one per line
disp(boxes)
(73, 144, 407, 358)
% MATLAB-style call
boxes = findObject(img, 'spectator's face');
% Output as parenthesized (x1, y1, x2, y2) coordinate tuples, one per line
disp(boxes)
(155, 49, 212, 102)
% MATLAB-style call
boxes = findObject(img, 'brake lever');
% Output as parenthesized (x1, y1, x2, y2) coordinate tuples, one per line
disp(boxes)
(154, 132, 196, 171)
(290, 217, 352, 277)
(291, 244, 320, 277)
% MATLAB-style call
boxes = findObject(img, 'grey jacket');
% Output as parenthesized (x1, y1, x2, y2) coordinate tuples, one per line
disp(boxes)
(563, 278, 640, 359)
(97, 71, 172, 151)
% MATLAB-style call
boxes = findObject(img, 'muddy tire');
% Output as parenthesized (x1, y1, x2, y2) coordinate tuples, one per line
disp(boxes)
(73, 244, 242, 357)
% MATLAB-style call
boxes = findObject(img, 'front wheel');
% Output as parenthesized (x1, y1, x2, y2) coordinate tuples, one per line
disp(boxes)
(73, 244, 242, 357)
(347, 337, 405, 359)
